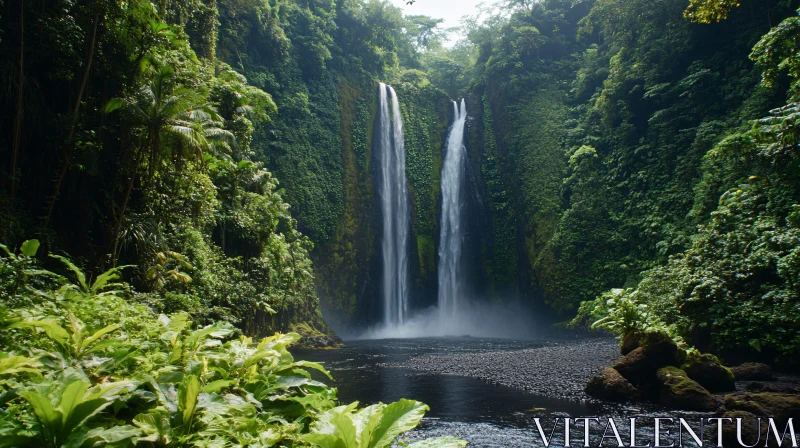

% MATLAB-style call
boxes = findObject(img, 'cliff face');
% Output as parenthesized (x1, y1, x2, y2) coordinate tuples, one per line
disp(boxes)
(299, 82, 544, 329)
(249, 73, 456, 329)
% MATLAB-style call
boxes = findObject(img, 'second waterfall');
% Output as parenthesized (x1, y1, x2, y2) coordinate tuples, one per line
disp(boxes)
(438, 99, 468, 318)
(377, 83, 410, 326)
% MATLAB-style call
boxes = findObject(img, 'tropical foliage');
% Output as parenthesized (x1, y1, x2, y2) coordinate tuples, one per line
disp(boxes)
(0, 242, 463, 447)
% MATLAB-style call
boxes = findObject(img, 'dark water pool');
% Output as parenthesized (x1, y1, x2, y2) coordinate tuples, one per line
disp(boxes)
(298, 337, 608, 427)
(297, 337, 708, 447)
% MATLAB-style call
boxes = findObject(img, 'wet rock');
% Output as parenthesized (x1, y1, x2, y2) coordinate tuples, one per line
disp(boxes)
(612, 347, 657, 385)
(730, 362, 773, 381)
(585, 367, 639, 401)
(612, 331, 686, 394)
(298, 334, 343, 349)
(656, 366, 719, 411)
(681, 353, 735, 392)
(620, 330, 641, 356)
(722, 392, 800, 425)
(717, 410, 764, 448)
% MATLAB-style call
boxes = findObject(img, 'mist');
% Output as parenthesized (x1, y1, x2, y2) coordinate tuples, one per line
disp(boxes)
(336, 300, 541, 340)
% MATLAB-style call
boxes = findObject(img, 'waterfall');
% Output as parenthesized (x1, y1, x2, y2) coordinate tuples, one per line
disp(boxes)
(438, 99, 467, 318)
(377, 83, 410, 326)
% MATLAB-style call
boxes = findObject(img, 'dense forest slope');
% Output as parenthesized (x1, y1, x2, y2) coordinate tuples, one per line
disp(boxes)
(1, 0, 799, 362)
(0, 0, 458, 335)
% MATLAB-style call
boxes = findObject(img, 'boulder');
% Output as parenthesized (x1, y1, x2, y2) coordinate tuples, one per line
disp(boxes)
(716, 410, 764, 448)
(613, 333, 679, 387)
(613, 347, 652, 384)
(639, 331, 679, 357)
(722, 393, 800, 425)
(656, 366, 719, 411)
(681, 353, 735, 392)
(730, 363, 773, 381)
(585, 367, 640, 401)
(620, 330, 641, 356)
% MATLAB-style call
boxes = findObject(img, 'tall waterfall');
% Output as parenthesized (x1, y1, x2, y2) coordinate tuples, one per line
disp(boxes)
(438, 99, 467, 317)
(377, 83, 410, 326)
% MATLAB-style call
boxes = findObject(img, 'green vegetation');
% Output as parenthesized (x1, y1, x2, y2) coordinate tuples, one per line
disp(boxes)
(1, 0, 799, 420)
(0, 241, 464, 447)
(427, 0, 799, 363)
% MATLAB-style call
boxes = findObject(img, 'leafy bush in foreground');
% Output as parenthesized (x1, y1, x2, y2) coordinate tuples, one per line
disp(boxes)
(0, 242, 465, 448)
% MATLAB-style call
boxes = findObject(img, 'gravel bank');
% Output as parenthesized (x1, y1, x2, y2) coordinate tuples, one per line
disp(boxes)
(384, 337, 619, 401)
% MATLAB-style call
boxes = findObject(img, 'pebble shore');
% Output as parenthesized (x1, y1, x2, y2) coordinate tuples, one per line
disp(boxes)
(385, 337, 620, 401)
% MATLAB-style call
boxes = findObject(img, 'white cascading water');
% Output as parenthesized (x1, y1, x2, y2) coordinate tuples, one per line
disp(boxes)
(438, 99, 467, 318)
(360, 97, 534, 339)
(377, 83, 410, 326)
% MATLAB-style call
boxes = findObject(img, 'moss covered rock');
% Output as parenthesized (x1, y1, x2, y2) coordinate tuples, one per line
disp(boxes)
(585, 367, 640, 401)
(716, 410, 765, 448)
(656, 366, 719, 411)
(613, 333, 679, 388)
(620, 330, 642, 355)
(681, 352, 735, 392)
(722, 393, 800, 425)
(730, 362, 773, 381)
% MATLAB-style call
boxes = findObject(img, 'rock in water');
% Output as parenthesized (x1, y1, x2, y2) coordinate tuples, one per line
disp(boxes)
(730, 362, 773, 381)
(716, 410, 764, 448)
(681, 353, 735, 392)
(656, 366, 719, 411)
(585, 367, 640, 401)
(722, 392, 800, 425)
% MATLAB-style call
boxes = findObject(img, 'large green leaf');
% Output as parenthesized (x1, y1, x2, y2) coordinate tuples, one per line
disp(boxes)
(84, 425, 142, 445)
(49, 255, 88, 292)
(311, 403, 359, 436)
(178, 375, 200, 427)
(90, 265, 132, 293)
(57, 381, 91, 427)
(19, 389, 62, 439)
(280, 360, 333, 380)
(365, 399, 429, 448)
(59, 381, 113, 438)
(8, 320, 69, 347)
(331, 411, 358, 448)
(304, 433, 347, 448)
(19, 240, 40, 257)
(81, 324, 121, 352)
(0, 353, 40, 376)
(133, 411, 173, 444)
(352, 404, 384, 448)
(276, 375, 327, 389)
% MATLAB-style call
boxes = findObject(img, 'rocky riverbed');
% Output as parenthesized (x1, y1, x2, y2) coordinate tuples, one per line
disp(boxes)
(382, 337, 620, 401)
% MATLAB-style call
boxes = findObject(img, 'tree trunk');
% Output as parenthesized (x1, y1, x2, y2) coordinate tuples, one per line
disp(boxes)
(112, 146, 142, 267)
(10, 1, 24, 201)
(44, 6, 101, 228)
(112, 166, 137, 267)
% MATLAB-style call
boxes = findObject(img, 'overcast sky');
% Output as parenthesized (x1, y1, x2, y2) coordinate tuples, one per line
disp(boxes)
(390, 0, 485, 45)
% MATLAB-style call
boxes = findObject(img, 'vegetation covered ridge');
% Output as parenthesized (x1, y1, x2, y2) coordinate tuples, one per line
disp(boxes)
(445, 0, 800, 365)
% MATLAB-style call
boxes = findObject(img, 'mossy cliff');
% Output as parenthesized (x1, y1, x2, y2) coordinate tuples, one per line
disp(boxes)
(259, 75, 453, 328)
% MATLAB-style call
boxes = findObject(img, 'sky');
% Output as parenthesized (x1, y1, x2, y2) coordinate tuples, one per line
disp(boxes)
(390, 0, 485, 45)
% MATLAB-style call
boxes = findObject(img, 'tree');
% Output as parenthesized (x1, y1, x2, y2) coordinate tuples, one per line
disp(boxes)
(404, 15, 446, 51)
(105, 65, 232, 265)
(684, 0, 741, 23)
